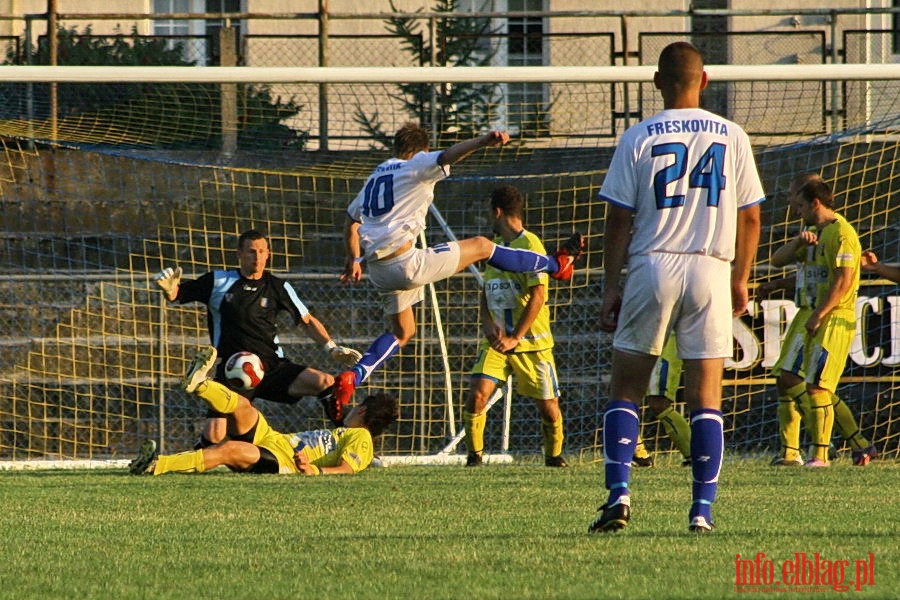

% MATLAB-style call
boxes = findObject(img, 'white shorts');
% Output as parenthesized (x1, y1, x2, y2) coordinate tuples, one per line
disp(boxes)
(367, 242, 461, 314)
(613, 252, 732, 359)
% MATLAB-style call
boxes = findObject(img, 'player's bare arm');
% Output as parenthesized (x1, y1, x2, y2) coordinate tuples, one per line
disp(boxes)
(438, 131, 510, 166)
(340, 217, 363, 283)
(294, 451, 355, 475)
(732, 203, 762, 316)
(600, 204, 633, 332)
(755, 275, 796, 300)
(494, 284, 545, 354)
(862, 250, 900, 283)
(771, 229, 817, 268)
(805, 265, 855, 335)
(299, 313, 362, 366)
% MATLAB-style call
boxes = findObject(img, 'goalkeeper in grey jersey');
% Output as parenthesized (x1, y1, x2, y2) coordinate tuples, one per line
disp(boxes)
(154, 230, 361, 446)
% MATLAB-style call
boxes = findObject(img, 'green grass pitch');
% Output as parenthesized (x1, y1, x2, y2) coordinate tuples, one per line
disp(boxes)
(0, 459, 896, 599)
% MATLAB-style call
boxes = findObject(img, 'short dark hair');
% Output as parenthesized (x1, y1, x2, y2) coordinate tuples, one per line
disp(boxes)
(657, 41, 704, 88)
(393, 122, 430, 158)
(792, 173, 835, 209)
(238, 230, 267, 250)
(361, 392, 400, 437)
(490, 185, 525, 219)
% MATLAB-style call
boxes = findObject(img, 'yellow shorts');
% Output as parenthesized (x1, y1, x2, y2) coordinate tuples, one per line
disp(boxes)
(252, 413, 299, 474)
(771, 307, 812, 378)
(803, 310, 856, 393)
(470, 346, 559, 400)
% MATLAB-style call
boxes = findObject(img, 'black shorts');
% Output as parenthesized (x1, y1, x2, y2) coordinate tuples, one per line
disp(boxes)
(213, 357, 307, 405)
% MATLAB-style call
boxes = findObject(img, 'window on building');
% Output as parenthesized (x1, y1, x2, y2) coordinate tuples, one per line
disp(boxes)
(893, 0, 900, 55)
(153, 0, 242, 65)
(205, 0, 242, 65)
(505, 0, 547, 136)
(153, 0, 191, 37)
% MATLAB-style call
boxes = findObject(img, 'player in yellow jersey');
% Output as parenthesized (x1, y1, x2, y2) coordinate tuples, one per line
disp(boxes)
(760, 275, 876, 466)
(463, 186, 567, 467)
(768, 173, 873, 467)
(633, 335, 693, 467)
(128, 346, 399, 476)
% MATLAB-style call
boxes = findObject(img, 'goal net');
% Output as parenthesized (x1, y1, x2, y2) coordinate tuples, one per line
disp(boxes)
(0, 64, 897, 467)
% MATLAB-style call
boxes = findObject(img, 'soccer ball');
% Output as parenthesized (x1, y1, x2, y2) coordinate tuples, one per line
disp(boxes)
(224, 351, 265, 391)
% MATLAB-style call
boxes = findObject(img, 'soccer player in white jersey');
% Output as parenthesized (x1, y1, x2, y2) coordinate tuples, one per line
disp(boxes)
(333, 123, 584, 411)
(589, 42, 763, 533)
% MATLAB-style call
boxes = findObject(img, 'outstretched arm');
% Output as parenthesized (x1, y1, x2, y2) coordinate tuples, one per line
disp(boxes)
(154, 266, 182, 302)
(861, 250, 900, 283)
(438, 131, 510, 167)
(755, 275, 796, 300)
(300, 313, 361, 366)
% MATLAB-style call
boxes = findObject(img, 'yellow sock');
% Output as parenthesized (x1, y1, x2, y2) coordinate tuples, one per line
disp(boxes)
(195, 380, 239, 415)
(541, 416, 564, 458)
(656, 405, 691, 460)
(832, 394, 869, 451)
(806, 390, 835, 462)
(463, 411, 486, 455)
(777, 383, 807, 461)
(634, 434, 650, 460)
(154, 450, 206, 475)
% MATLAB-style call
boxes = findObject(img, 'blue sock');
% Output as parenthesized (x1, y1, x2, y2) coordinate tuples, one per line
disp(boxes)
(351, 332, 401, 385)
(603, 400, 640, 506)
(689, 409, 724, 521)
(487, 244, 556, 273)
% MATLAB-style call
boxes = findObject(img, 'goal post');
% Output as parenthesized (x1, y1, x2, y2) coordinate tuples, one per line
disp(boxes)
(0, 64, 897, 468)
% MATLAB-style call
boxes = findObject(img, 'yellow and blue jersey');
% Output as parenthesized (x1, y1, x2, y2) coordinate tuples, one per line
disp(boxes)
(481, 230, 554, 353)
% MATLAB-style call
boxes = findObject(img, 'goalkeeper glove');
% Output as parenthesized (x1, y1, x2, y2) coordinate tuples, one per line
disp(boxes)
(154, 266, 182, 301)
(324, 340, 362, 366)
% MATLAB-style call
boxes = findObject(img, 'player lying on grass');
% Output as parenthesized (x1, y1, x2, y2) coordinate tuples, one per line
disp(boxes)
(154, 229, 361, 442)
(129, 346, 399, 476)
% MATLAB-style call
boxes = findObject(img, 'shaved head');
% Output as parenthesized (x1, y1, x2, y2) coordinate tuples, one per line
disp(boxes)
(657, 42, 704, 88)
(654, 42, 707, 108)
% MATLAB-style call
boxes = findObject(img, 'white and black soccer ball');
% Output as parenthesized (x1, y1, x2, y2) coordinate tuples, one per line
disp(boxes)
(224, 351, 265, 391)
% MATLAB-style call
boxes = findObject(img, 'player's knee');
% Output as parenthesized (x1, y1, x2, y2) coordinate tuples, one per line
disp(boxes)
(317, 371, 335, 390)
(467, 389, 490, 414)
(392, 324, 416, 346)
(473, 235, 494, 259)
(288, 369, 333, 397)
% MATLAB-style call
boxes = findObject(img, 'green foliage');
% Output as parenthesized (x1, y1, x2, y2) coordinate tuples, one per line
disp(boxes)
(356, 0, 501, 149)
(1, 25, 307, 151)
(0, 460, 897, 598)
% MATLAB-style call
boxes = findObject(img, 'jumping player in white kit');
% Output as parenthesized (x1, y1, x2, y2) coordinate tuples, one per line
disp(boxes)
(331, 123, 584, 415)
(589, 42, 764, 533)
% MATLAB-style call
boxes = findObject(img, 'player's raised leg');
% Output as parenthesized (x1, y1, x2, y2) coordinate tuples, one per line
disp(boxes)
(334, 234, 586, 407)
(455, 233, 586, 282)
